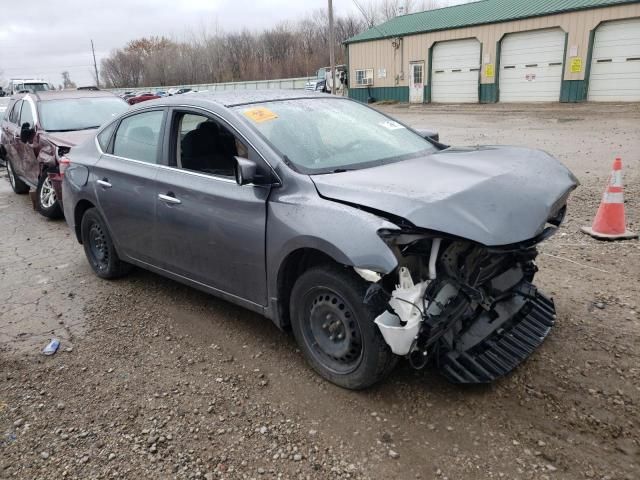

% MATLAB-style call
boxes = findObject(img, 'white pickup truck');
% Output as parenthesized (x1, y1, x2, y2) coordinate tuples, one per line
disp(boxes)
(5, 79, 54, 95)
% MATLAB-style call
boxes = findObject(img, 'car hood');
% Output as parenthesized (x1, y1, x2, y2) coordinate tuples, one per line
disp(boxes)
(310, 146, 578, 246)
(45, 129, 96, 147)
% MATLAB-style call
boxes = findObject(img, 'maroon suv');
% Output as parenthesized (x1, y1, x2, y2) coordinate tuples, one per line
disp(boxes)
(1, 90, 128, 218)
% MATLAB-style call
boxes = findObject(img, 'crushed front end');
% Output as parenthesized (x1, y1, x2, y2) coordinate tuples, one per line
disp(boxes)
(363, 216, 564, 384)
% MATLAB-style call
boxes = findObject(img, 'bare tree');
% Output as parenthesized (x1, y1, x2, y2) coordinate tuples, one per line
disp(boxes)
(98, 0, 471, 88)
(61, 71, 77, 89)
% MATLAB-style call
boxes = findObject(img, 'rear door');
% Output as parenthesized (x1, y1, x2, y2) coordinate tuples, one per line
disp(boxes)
(153, 108, 270, 305)
(93, 108, 166, 264)
(4, 100, 23, 173)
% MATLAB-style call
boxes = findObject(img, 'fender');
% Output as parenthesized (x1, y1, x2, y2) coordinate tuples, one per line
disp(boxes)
(265, 189, 401, 326)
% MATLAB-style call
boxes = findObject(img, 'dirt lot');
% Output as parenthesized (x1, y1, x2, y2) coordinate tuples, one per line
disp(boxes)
(1, 102, 639, 480)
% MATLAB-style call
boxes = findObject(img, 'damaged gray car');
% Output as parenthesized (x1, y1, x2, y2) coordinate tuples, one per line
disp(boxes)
(62, 91, 578, 389)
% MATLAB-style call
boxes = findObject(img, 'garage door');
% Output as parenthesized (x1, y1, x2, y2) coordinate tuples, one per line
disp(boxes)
(588, 18, 640, 102)
(500, 29, 565, 102)
(431, 38, 480, 103)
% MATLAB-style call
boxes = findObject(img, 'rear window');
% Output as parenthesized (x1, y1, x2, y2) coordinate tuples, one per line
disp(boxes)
(39, 97, 129, 132)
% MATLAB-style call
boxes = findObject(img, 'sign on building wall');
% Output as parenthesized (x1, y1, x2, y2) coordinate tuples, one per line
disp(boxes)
(377, 68, 387, 78)
(484, 64, 495, 77)
(570, 57, 583, 73)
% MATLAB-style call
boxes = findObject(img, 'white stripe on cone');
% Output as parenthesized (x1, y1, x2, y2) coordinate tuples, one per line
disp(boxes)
(610, 170, 623, 187)
(603, 191, 624, 204)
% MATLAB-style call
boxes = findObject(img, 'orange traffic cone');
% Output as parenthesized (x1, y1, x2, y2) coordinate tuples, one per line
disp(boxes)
(581, 157, 637, 240)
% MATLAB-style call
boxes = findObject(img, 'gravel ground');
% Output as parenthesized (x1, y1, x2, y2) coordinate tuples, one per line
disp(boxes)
(1, 102, 639, 480)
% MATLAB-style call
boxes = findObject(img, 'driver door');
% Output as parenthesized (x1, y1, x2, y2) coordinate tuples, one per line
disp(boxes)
(17, 98, 39, 185)
(153, 108, 270, 305)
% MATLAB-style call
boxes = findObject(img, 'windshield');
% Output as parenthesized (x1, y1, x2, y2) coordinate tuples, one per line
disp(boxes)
(235, 98, 437, 173)
(39, 97, 129, 132)
(18, 83, 51, 92)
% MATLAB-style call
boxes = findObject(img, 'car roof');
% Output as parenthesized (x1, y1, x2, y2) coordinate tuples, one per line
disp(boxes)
(13, 90, 120, 102)
(141, 89, 337, 108)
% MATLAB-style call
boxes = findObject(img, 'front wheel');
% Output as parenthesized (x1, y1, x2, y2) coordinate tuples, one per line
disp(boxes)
(290, 265, 397, 389)
(36, 175, 63, 219)
(80, 208, 132, 279)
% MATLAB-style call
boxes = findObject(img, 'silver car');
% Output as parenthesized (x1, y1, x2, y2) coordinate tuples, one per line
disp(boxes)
(62, 90, 577, 389)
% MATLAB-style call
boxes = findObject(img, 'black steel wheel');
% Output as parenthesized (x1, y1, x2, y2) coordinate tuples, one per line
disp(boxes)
(80, 207, 131, 279)
(303, 287, 363, 375)
(290, 265, 397, 389)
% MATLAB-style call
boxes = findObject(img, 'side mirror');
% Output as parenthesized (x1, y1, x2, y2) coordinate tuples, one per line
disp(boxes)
(20, 122, 35, 143)
(234, 156, 279, 187)
(234, 157, 258, 186)
(415, 128, 439, 143)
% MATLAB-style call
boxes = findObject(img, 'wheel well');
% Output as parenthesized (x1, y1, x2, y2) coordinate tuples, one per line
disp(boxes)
(74, 200, 95, 243)
(277, 248, 342, 328)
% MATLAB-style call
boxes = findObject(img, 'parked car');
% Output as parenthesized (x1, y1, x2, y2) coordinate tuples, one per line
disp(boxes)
(128, 92, 161, 105)
(174, 88, 192, 95)
(1, 90, 128, 217)
(155, 90, 168, 97)
(0, 97, 9, 163)
(62, 91, 577, 389)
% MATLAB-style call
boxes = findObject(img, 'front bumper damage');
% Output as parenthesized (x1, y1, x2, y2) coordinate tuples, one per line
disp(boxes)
(361, 223, 561, 384)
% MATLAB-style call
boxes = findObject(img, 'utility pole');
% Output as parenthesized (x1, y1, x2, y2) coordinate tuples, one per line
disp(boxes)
(328, 0, 336, 95)
(91, 39, 100, 88)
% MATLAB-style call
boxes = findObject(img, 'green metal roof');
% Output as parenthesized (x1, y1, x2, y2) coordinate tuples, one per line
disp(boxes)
(345, 0, 639, 44)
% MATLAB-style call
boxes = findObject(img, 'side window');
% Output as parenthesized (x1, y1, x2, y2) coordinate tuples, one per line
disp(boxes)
(19, 101, 35, 127)
(97, 121, 117, 152)
(174, 112, 247, 177)
(9, 101, 22, 124)
(112, 110, 164, 163)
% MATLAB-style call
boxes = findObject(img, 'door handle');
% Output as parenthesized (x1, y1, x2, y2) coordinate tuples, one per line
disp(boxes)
(97, 179, 112, 188)
(158, 193, 181, 205)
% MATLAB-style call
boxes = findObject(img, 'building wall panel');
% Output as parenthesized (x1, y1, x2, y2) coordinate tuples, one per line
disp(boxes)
(348, 3, 640, 92)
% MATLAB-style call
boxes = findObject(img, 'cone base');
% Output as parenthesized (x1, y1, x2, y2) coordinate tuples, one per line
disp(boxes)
(580, 226, 638, 240)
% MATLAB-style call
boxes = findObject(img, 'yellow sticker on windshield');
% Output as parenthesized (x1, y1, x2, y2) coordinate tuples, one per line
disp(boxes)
(243, 107, 278, 123)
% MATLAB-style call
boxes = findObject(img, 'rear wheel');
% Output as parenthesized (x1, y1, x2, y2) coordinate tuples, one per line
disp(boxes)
(80, 208, 131, 279)
(7, 159, 29, 194)
(290, 265, 397, 389)
(36, 174, 63, 219)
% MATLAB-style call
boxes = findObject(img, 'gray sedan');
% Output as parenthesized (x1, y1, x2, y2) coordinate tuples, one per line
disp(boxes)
(62, 90, 577, 389)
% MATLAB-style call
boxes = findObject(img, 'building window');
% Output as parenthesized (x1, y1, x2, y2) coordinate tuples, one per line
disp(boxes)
(355, 69, 374, 86)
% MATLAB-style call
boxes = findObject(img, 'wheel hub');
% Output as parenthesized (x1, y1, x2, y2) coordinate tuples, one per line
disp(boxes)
(39, 177, 56, 208)
(306, 291, 362, 371)
(89, 223, 108, 266)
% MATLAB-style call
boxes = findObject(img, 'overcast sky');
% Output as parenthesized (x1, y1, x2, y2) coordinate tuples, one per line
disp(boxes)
(0, 0, 465, 87)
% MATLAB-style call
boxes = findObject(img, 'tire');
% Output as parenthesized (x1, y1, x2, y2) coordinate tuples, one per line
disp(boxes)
(80, 207, 132, 279)
(290, 265, 397, 389)
(6, 159, 29, 194)
(36, 174, 63, 219)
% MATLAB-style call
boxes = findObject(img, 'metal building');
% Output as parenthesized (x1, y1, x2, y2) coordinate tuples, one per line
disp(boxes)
(345, 0, 640, 103)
